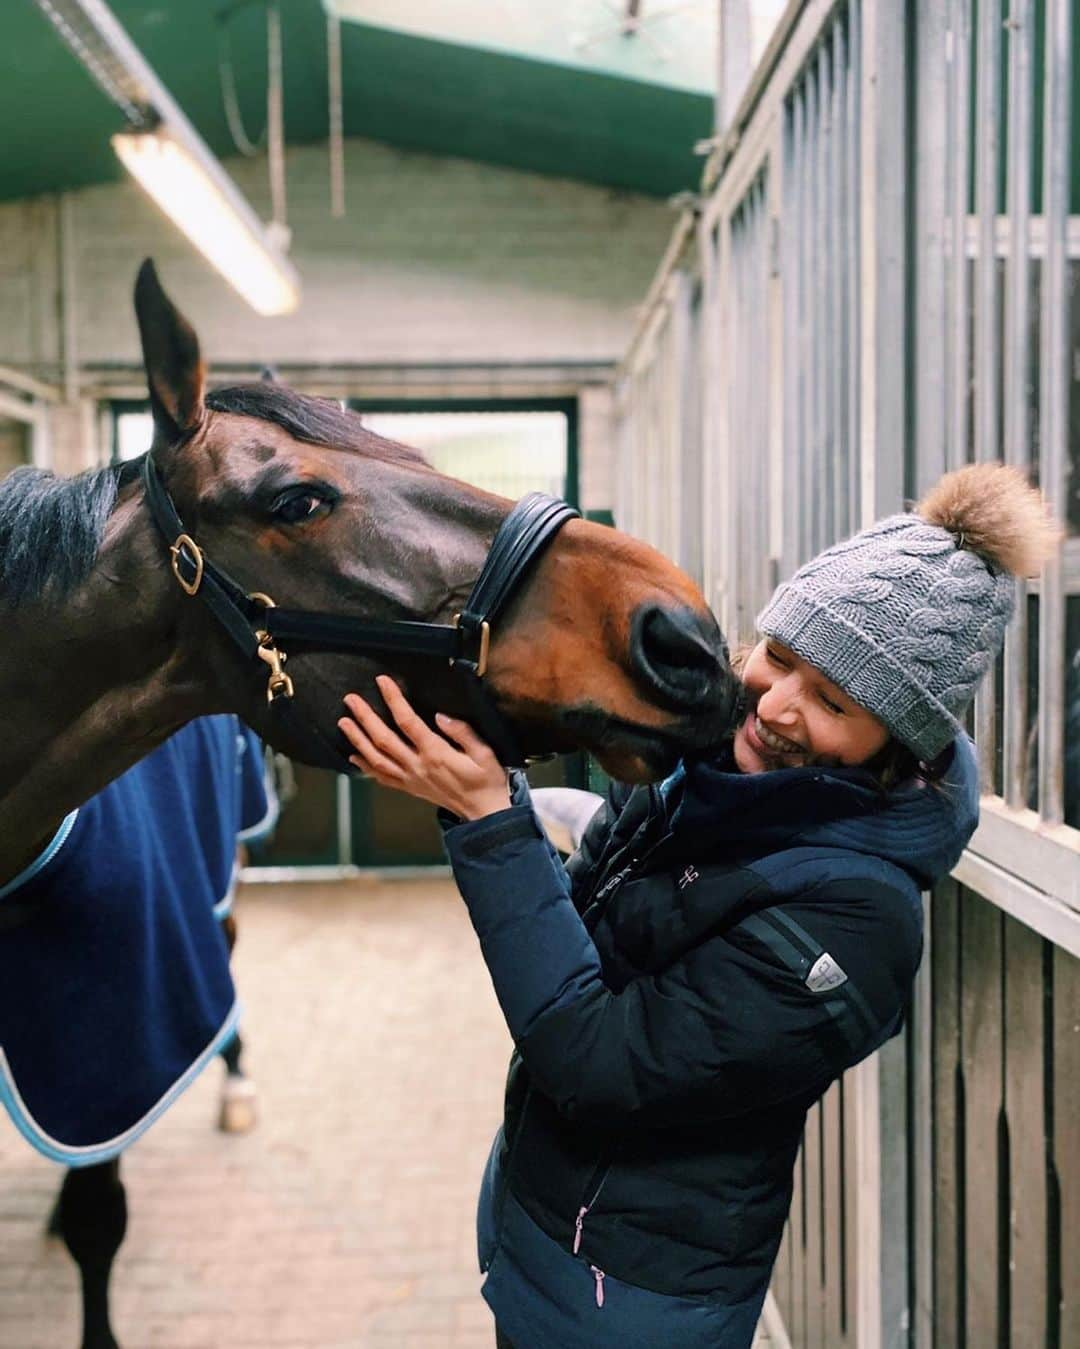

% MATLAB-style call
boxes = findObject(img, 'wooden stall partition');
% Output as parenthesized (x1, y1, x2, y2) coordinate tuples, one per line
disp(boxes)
(773, 1213, 794, 1332)
(1002, 919, 1048, 1347)
(789, 1142, 808, 1347)
(1054, 943, 1080, 1345)
(821, 1081, 846, 1346)
(959, 887, 1005, 1345)
(803, 1100, 825, 1349)
(930, 879, 963, 1348)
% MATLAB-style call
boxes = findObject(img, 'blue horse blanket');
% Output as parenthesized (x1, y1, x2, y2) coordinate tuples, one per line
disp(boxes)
(0, 716, 275, 1165)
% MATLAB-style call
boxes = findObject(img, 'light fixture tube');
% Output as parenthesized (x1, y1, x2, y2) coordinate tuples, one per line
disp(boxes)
(112, 130, 300, 317)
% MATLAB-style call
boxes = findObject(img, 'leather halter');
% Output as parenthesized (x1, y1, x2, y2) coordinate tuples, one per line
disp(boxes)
(140, 455, 579, 766)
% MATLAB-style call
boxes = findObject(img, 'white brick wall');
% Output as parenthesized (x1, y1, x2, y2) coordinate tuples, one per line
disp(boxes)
(0, 139, 670, 373)
(1, 139, 669, 488)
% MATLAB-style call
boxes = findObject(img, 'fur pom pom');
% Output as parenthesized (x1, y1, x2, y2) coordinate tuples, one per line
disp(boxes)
(916, 464, 1061, 578)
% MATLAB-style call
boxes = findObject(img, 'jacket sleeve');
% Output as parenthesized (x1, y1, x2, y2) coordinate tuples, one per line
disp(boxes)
(443, 809, 919, 1124)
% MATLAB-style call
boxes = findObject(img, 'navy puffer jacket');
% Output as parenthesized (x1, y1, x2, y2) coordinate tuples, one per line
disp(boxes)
(443, 738, 979, 1349)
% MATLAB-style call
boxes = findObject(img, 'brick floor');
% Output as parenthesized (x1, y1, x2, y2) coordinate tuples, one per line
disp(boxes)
(0, 877, 775, 1349)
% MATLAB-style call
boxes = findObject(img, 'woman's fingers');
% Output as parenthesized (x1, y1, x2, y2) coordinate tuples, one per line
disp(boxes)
(375, 675, 441, 751)
(434, 713, 497, 765)
(337, 715, 406, 781)
(342, 690, 417, 761)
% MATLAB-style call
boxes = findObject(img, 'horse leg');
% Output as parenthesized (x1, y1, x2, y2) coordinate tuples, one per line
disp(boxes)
(217, 911, 257, 1134)
(218, 1028, 257, 1133)
(53, 1159, 127, 1349)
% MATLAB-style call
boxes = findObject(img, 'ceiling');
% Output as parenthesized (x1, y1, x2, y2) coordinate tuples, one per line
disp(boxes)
(1, 0, 716, 204)
(326, 0, 717, 95)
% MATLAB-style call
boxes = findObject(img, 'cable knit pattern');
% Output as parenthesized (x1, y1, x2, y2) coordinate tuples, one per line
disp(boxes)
(757, 514, 1016, 759)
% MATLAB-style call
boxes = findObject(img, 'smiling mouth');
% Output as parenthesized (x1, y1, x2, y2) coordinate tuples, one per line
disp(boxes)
(750, 715, 805, 756)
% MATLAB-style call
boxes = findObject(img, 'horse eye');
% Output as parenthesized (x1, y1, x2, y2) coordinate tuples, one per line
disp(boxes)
(272, 491, 330, 525)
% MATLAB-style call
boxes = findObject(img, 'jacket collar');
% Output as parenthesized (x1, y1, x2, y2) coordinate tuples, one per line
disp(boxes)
(670, 736, 979, 890)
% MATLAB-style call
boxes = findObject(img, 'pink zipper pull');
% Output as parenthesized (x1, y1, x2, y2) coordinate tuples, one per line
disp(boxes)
(590, 1266, 606, 1308)
(573, 1205, 587, 1255)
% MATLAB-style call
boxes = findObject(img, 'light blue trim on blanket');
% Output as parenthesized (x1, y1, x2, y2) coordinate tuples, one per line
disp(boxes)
(0, 811, 79, 900)
(0, 999, 242, 1167)
(213, 859, 241, 921)
(237, 790, 280, 844)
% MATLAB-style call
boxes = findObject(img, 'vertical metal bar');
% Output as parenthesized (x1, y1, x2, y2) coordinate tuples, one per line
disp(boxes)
(846, 0, 862, 531)
(732, 206, 747, 634)
(807, 57, 822, 558)
(701, 219, 727, 627)
(1002, 0, 1034, 808)
(671, 269, 693, 572)
(335, 772, 352, 867)
(946, 0, 972, 474)
(789, 88, 802, 568)
(820, 35, 836, 548)
(831, 18, 849, 539)
(748, 186, 759, 619)
(759, 178, 771, 614)
(767, 122, 786, 598)
(973, 0, 1001, 469)
(721, 213, 738, 641)
(266, 2, 287, 232)
(858, 0, 907, 525)
(913, 0, 950, 494)
(912, 888, 935, 1348)
(718, 0, 753, 135)
(831, 19, 847, 543)
(787, 82, 803, 569)
(973, 0, 1003, 793)
(855, 6, 910, 1337)
(755, 178, 769, 616)
(734, 199, 746, 630)
(783, 95, 800, 578)
(1037, 0, 1072, 824)
(57, 192, 79, 405)
(327, 8, 345, 218)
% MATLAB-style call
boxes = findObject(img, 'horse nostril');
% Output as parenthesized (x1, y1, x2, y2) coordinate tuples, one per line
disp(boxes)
(631, 605, 727, 710)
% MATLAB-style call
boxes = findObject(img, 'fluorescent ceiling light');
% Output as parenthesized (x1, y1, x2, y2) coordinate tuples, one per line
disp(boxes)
(113, 130, 299, 317)
(34, 0, 302, 315)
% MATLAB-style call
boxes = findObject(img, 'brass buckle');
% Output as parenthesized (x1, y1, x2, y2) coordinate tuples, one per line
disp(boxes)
(170, 534, 204, 596)
(451, 614, 490, 678)
(249, 592, 295, 703)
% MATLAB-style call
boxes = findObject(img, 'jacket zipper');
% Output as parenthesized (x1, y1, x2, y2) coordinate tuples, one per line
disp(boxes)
(573, 1155, 616, 1307)
(582, 822, 675, 934)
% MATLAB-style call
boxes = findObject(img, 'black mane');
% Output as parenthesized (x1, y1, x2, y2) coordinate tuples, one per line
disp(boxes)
(206, 384, 425, 464)
(0, 461, 132, 607)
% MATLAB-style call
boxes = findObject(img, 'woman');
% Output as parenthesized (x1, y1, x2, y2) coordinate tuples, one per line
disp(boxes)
(338, 464, 1056, 1349)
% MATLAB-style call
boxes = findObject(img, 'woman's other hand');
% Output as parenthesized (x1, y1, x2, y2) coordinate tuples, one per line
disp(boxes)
(338, 675, 511, 820)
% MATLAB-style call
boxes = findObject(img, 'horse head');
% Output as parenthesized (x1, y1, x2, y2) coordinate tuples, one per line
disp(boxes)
(134, 261, 741, 783)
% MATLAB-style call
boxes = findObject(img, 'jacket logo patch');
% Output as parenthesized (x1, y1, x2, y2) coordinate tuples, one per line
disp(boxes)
(806, 952, 848, 993)
(677, 865, 699, 890)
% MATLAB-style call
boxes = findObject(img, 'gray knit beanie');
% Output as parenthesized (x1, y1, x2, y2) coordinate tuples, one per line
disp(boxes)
(756, 464, 1059, 761)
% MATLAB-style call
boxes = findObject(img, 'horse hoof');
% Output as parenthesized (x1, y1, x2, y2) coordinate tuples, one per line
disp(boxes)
(218, 1078, 257, 1134)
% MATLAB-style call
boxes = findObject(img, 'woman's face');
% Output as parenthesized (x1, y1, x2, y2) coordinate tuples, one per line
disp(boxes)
(733, 638, 890, 774)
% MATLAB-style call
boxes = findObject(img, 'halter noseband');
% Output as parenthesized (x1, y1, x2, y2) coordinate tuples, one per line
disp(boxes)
(140, 455, 579, 767)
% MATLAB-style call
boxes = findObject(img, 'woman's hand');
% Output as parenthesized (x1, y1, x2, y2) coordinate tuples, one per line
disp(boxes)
(338, 675, 512, 820)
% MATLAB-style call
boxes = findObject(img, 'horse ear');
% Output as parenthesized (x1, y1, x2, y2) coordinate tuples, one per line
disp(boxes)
(259, 365, 279, 384)
(133, 259, 206, 444)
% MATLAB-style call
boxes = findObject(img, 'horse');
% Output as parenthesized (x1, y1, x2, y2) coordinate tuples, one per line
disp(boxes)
(0, 259, 742, 1348)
